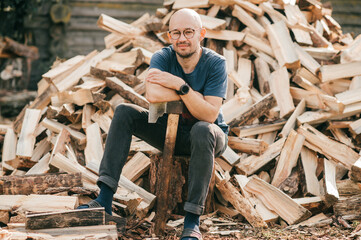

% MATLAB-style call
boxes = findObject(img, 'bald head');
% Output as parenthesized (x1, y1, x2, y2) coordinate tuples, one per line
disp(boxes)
(169, 8, 202, 30)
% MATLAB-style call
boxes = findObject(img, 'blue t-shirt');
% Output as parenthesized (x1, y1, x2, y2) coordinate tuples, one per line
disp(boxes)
(149, 45, 229, 134)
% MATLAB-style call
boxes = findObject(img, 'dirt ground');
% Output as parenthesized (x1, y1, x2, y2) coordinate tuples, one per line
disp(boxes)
(120, 217, 361, 240)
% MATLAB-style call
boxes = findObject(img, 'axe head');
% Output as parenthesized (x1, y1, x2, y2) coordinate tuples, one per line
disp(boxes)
(148, 101, 185, 123)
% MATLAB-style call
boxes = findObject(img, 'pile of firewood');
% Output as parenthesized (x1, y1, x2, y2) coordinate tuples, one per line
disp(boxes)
(1, 0, 361, 239)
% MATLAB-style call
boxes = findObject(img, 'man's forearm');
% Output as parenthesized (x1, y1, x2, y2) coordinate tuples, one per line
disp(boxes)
(145, 81, 181, 103)
(180, 90, 221, 123)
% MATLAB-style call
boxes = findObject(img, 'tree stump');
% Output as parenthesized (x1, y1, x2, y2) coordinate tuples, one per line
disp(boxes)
(149, 154, 215, 217)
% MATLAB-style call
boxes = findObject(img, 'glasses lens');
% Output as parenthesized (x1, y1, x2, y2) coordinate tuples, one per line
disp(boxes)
(170, 30, 181, 40)
(184, 29, 195, 39)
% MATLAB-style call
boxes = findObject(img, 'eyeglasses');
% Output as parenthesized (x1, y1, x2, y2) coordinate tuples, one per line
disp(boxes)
(168, 28, 199, 40)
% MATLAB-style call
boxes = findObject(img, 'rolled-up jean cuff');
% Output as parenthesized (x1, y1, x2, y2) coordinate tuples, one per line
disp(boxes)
(97, 175, 118, 193)
(184, 202, 204, 215)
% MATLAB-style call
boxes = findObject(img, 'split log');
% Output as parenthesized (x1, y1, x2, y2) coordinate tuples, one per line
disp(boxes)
(271, 130, 305, 187)
(221, 146, 241, 166)
(16, 109, 42, 159)
(300, 147, 321, 196)
(216, 177, 267, 228)
(122, 152, 151, 182)
(245, 176, 311, 225)
(266, 21, 300, 69)
(269, 67, 295, 118)
(323, 159, 339, 204)
(106, 76, 149, 109)
(232, 119, 286, 137)
(235, 137, 286, 175)
(297, 124, 359, 169)
(228, 93, 276, 127)
(350, 158, 361, 182)
(228, 136, 268, 155)
(26, 208, 105, 230)
(84, 123, 104, 171)
(232, 5, 265, 37)
(0, 194, 78, 213)
(318, 61, 361, 83)
(279, 99, 306, 138)
(0, 173, 82, 195)
(333, 194, 361, 221)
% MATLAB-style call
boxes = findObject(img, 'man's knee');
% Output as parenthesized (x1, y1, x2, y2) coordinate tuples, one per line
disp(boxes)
(190, 121, 215, 143)
(114, 103, 141, 120)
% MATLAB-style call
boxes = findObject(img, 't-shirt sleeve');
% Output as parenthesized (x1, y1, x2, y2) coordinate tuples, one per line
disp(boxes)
(203, 58, 228, 99)
(149, 49, 168, 71)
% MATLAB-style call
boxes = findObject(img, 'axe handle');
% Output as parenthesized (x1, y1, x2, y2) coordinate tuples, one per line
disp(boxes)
(154, 113, 179, 234)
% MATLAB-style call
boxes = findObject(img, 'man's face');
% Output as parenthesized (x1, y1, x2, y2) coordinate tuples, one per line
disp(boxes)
(168, 16, 202, 59)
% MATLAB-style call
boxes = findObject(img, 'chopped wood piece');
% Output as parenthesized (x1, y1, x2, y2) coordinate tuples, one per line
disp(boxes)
(336, 179, 361, 196)
(122, 152, 151, 182)
(199, 14, 226, 30)
(232, 5, 266, 37)
(228, 93, 276, 127)
(271, 130, 305, 187)
(216, 178, 267, 228)
(51, 89, 94, 107)
(234, 0, 263, 16)
(269, 67, 295, 117)
(279, 99, 306, 138)
(245, 176, 311, 225)
(0, 194, 78, 213)
(0, 173, 82, 195)
(232, 119, 286, 137)
(56, 49, 115, 92)
(26, 208, 105, 230)
(23, 225, 118, 239)
(2, 128, 17, 166)
(42, 56, 85, 80)
(350, 158, 361, 182)
(221, 146, 241, 166)
(293, 43, 320, 75)
(333, 194, 361, 221)
(323, 159, 339, 204)
(244, 33, 274, 57)
(266, 21, 300, 69)
(300, 147, 321, 196)
(97, 14, 142, 36)
(85, 123, 104, 170)
(16, 109, 42, 158)
(205, 29, 245, 41)
(228, 136, 268, 155)
(254, 57, 270, 95)
(235, 137, 286, 175)
(50, 153, 98, 184)
(336, 88, 361, 106)
(172, 0, 210, 9)
(298, 124, 359, 169)
(318, 61, 361, 83)
(41, 118, 86, 145)
(106, 76, 149, 109)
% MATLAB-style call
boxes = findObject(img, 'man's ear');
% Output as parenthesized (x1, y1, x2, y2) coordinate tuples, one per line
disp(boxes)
(200, 28, 206, 41)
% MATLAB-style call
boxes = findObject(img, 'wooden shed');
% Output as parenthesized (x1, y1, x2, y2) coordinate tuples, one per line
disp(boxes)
(25, 0, 163, 89)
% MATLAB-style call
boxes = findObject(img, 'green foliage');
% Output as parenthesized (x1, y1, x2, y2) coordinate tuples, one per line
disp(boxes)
(0, 0, 44, 42)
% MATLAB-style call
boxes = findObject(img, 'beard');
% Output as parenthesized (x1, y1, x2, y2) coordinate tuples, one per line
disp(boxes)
(175, 42, 196, 59)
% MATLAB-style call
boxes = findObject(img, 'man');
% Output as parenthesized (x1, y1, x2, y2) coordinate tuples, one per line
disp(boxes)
(78, 8, 228, 240)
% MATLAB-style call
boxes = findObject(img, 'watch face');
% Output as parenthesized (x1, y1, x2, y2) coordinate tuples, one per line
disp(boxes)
(181, 84, 190, 95)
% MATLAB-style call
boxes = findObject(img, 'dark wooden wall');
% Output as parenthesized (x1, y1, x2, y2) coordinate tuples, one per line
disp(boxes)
(25, 0, 163, 90)
(323, 0, 361, 37)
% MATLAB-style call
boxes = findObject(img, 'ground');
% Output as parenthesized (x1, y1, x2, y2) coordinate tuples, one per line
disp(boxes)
(120, 217, 361, 240)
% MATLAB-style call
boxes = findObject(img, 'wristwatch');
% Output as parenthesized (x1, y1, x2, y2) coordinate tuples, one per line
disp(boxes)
(177, 83, 190, 95)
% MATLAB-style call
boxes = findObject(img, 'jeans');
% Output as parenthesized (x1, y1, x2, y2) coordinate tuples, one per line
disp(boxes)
(98, 103, 228, 215)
